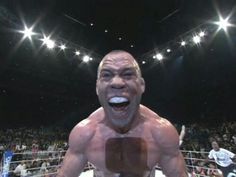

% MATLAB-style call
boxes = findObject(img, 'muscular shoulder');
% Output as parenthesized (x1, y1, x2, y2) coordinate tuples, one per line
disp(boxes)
(68, 107, 105, 152)
(140, 105, 179, 153)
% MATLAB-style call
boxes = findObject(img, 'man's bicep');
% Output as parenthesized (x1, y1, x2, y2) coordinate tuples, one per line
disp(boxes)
(160, 151, 188, 177)
(58, 148, 88, 177)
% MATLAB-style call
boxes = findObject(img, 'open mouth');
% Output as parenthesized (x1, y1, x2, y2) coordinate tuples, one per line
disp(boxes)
(108, 97, 130, 111)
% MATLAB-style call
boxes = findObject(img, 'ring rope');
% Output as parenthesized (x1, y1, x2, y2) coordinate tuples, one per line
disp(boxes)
(2, 149, 235, 177)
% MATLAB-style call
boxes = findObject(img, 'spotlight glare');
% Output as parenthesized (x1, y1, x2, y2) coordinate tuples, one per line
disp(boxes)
(216, 17, 231, 31)
(20, 25, 36, 40)
(167, 48, 171, 53)
(156, 53, 163, 61)
(118, 37, 122, 40)
(199, 31, 205, 37)
(142, 61, 146, 64)
(41, 36, 49, 45)
(83, 55, 90, 62)
(193, 35, 201, 44)
(46, 40, 55, 49)
(181, 41, 186, 46)
(41, 36, 55, 49)
(105, 29, 108, 33)
(89, 57, 93, 61)
(75, 51, 80, 56)
(59, 44, 66, 50)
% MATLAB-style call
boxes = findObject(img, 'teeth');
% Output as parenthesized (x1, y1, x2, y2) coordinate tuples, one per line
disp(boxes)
(109, 97, 128, 104)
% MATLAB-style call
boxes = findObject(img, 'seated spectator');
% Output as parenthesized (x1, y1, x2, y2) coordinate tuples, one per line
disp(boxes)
(13, 161, 26, 177)
(207, 163, 223, 177)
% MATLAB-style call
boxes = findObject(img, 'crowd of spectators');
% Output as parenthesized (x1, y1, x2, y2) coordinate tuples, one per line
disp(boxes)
(179, 122, 236, 153)
(178, 121, 236, 177)
(0, 122, 235, 177)
(0, 126, 68, 177)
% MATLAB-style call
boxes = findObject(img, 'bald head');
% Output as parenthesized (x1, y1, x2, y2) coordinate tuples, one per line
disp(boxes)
(96, 50, 145, 129)
(97, 50, 142, 79)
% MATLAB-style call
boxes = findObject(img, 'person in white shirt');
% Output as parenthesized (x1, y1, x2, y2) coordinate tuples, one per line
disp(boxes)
(208, 141, 236, 177)
(13, 161, 26, 177)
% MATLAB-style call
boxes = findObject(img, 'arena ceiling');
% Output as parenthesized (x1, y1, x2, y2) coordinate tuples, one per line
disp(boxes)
(0, 0, 236, 128)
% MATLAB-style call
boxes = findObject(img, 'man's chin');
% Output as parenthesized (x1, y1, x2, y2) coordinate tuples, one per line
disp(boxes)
(107, 111, 136, 130)
(108, 104, 133, 119)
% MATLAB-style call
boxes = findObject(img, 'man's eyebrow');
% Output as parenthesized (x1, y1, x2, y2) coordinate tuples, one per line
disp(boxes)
(100, 68, 112, 72)
(100, 67, 137, 73)
(122, 67, 136, 71)
(121, 67, 139, 75)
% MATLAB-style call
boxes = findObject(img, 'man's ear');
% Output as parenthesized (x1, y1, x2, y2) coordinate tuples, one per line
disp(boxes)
(140, 77, 145, 93)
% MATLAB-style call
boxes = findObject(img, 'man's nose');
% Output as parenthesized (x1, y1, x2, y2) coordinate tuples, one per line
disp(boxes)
(110, 75, 125, 89)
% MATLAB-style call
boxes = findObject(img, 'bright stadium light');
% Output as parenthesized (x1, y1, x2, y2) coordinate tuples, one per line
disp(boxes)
(199, 31, 205, 37)
(82, 55, 90, 62)
(142, 61, 146, 64)
(193, 35, 201, 44)
(156, 53, 163, 61)
(19, 25, 36, 40)
(166, 48, 171, 53)
(75, 50, 80, 56)
(181, 41, 186, 46)
(46, 40, 55, 49)
(59, 44, 66, 50)
(41, 35, 51, 45)
(41, 35, 55, 49)
(41, 35, 49, 45)
(216, 16, 231, 31)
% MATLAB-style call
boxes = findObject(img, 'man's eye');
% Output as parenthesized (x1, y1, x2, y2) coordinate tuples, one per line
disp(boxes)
(101, 72, 112, 78)
(123, 72, 134, 78)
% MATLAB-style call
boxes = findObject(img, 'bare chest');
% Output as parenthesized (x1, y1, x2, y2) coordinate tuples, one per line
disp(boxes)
(85, 127, 160, 176)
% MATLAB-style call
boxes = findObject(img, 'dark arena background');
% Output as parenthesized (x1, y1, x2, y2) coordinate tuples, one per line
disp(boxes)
(0, 0, 236, 177)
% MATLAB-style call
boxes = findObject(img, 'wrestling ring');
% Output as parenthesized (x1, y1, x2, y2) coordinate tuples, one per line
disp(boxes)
(1, 150, 236, 177)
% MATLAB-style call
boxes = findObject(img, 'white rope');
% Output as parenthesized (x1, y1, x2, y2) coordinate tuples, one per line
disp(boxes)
(7, 164, 62, 173)
(186, 164, 218, 171)
(13, 150, 66, 155)
(184, 157, 214, 162)
(30, 171, 58, 177)
(9, 156, 65, 164)
(182, 150, 209, 154)
(2, 149, 234, 177)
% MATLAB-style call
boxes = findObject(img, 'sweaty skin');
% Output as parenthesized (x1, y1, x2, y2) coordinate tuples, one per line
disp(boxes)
(58, 51, 188, 177)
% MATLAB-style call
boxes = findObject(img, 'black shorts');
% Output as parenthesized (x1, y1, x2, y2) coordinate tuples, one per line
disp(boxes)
(219, 164, 236, 177)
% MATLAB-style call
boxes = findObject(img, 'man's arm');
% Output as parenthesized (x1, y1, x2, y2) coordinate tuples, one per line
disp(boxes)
(153, 119, 188, 177)
(57, 120, 94, 177)
(206, 150, 214, 161)
(159, 148, 188, 177)
(57, 148, 87, 177)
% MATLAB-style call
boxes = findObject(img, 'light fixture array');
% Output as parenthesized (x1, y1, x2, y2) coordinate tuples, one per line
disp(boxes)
(17, 13, 234, 66)
(18, 24, 102, 64)
(140, 14, 235, 65)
